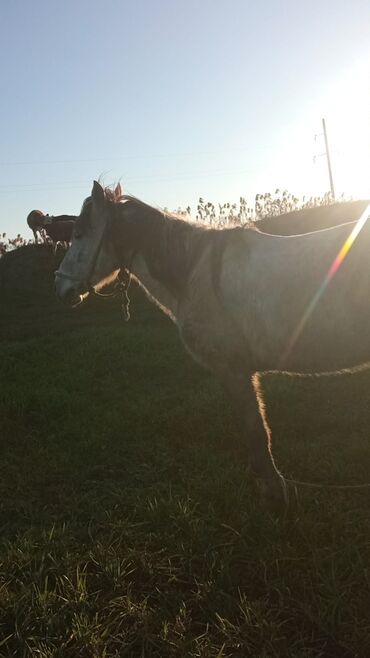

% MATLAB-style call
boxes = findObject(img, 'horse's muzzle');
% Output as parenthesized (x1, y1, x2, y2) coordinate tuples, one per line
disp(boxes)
(63, 288, 83, 307)
(54, 277, 84, 307)
(57, 286, 82, 307)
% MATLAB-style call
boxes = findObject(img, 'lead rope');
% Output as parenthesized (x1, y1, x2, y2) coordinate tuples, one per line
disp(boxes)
(285, 477, 370, 490)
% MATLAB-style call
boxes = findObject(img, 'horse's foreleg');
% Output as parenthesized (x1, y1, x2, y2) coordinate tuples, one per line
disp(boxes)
(222, 370, 288, 510)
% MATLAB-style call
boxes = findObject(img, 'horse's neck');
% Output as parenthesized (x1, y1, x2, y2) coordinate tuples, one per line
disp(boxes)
(130, 253, 179, 321)
(120, 210, 193, 321)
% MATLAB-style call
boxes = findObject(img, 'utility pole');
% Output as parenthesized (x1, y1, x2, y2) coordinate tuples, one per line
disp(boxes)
(314, 118, 336, 199)
(322, 118, 335, 199)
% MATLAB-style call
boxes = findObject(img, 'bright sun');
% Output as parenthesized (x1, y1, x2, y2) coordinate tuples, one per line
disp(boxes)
(323, 57, 370, 199)
(266, 55, 370, 202)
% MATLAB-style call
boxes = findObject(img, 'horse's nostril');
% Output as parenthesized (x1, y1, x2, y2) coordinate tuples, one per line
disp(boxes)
(58, 287, 81, 307)
(67, 289, 82, 306)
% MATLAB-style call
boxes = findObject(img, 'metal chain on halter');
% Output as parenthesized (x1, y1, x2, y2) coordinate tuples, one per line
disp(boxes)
(118, 268, 131, 321)
(91, 268, 132, 321)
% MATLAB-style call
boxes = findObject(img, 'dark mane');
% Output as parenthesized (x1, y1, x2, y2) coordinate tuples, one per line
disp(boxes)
(115, 195, 240, 298)
(121, 194, 189, 223)
(119, 195, 207, 296)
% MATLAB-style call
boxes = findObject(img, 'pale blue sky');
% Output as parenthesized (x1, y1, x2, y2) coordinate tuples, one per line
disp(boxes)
(1, 0, 370, 237)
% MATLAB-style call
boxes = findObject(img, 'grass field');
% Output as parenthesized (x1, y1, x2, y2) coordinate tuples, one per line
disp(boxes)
(0, 245, 370, 657)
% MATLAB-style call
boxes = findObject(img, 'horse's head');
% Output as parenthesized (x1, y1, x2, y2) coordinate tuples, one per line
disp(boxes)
(27, 209, 45, 228)
(55, 181, 122, 306)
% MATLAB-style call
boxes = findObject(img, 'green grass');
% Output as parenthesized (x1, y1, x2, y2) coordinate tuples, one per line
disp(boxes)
(0, 245, 370, 656)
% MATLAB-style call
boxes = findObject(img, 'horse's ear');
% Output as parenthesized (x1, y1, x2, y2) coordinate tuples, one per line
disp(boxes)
(114, 183, 122, 200)
(92, 181, 105, 207)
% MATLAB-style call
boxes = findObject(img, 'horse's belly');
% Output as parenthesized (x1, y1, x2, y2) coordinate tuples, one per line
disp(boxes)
(257, 317, 370, 374)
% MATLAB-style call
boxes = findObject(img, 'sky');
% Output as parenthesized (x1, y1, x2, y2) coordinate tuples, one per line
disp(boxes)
(1, 0, 370, 238)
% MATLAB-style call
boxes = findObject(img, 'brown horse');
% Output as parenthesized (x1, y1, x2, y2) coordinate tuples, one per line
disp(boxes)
(43, 216, 76, 251)
(55, 182, 370, 510)
(27, 210, 76, 249)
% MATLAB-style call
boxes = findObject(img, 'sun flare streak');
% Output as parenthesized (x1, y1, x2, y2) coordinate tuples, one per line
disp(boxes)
(279, 204, 370, 366)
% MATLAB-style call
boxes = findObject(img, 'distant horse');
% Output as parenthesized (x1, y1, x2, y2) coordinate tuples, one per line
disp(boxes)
(55, 181, 370, 509)
(27, 209, 47, 243)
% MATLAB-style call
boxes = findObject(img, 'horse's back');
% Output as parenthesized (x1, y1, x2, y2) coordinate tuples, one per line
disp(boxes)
(218, 217, 370, 372)
(44, 220, 74, 243)
(256, 199, 370, 236)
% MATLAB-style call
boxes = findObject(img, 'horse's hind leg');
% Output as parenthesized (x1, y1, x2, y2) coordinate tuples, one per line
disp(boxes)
(222, 370, 288, 510)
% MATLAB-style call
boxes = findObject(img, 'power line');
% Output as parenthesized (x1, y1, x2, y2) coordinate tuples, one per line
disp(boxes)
(0, 145, 271, 167)
(0, 165, 268, 194)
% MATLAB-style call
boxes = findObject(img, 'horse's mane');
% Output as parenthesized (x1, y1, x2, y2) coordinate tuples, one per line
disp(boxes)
(120, 194, 193, 225)
(113, 194, 240, 298)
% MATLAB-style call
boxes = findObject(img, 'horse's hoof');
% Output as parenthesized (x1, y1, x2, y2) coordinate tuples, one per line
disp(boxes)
(257, 475, 289, 515)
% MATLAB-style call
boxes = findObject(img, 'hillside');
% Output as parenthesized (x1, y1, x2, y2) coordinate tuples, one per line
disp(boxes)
(0, 245, 370, 656)
(0, 244, 165, 342)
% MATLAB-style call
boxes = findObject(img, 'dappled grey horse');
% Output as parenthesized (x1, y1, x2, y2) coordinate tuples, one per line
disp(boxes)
(55, 181, 370, 508)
